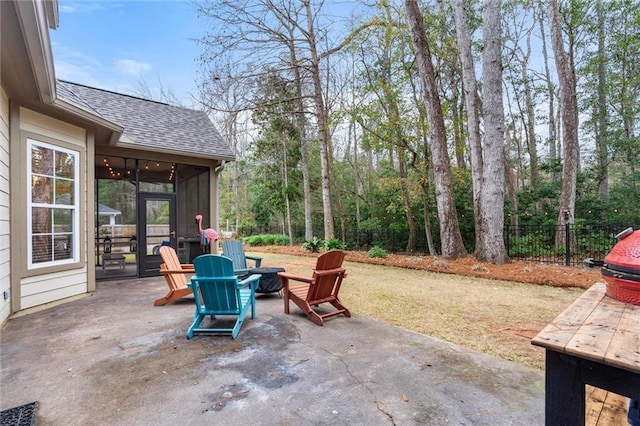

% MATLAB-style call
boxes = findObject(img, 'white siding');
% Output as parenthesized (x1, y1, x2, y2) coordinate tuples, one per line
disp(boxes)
(20, 268, 88, 309)
(20, 108, 86, 143)
(19, 108, 89, 310)
(0, 87, 10, 323)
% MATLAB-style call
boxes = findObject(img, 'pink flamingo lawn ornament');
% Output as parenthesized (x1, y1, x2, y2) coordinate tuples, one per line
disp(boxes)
(195, 214, 220, 251)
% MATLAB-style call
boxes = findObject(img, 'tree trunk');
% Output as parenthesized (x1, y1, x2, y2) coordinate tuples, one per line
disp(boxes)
(595, 0, 609, 201)
(303, 0, 334, 239)
(452, 0, 483, 255)
(398, 148, 417, 252)
(405, 0, 466, 259)
(287, 27, 314, 241)
(536, 4, 558, 163)
(504, 132, 519, 230)
(549, 0, 579, 246)
(522, 41, 539, 188)
(282, 137, 294, 245)
(477, 0, 506, 264)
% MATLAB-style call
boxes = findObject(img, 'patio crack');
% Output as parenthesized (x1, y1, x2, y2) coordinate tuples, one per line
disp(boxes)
(322, 348, 396, 425)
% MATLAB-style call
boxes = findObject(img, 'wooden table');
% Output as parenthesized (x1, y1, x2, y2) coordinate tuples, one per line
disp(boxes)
(532, 282, 640, 425)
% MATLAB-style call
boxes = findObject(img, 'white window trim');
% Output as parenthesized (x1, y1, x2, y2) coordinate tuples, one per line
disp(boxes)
(27, 138, 80, 269)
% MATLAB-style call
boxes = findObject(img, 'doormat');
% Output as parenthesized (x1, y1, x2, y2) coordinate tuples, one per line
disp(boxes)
(0, 402, 38, 426)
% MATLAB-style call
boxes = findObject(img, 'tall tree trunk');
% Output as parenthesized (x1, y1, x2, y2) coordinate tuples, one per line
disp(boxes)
(595, 0, 609, 201)
(407, 54, 436, 256)
(405, 0, 466, 259)
(536, 4, 558, 164)
(303, 0, 334, 239)
(419, 119, 437, 257)
(287, 27, 314, 241)
(504, 136, 519, 230)
(549, 0, 579, 243)
(282, 137, 294, 245)
(452, 0, 483, 254)
(352, 119, 361, 228)
(398, 148, 417, 252)
(522, 45, 539, 188)
(447, 62, 466, 169)
(477, 0, 506, 264)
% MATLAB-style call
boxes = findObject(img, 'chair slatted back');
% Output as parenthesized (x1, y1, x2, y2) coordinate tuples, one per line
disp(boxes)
(308, 250, 347, 302)
(192, 255, 241, 313)
(159, 246, 189, 288)
(222, 240, 248, 271)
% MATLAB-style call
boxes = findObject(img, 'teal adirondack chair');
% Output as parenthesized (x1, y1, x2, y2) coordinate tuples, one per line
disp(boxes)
(187, 255, 261, 339)
(221, 240, 262, 277)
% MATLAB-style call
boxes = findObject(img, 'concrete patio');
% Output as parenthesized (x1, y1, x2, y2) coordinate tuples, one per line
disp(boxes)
(1, 275, 545, 425)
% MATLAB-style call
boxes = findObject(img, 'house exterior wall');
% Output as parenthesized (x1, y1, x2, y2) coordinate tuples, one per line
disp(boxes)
(0, 86, 11, 323)
(13, 107, 90, 311)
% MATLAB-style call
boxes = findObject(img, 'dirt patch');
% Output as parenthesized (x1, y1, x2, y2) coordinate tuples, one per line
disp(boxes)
(251, 245, 601, 289)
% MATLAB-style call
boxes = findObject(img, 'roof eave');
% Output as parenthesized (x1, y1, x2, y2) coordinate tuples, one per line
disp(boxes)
(14, 0, 58, 104)
(114, 140, 236, 162)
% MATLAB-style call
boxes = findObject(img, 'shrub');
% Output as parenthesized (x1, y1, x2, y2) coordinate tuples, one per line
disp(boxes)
(244, 234, 289, 246)
(302, 237, 324, 252)
(324, 238, 345, 251)
(367, 246, 387, 258)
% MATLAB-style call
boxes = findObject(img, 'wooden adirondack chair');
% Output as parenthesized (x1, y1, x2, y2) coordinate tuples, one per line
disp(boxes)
(155, 245, 194, 306)
(277, 250, 350, 326)
(221, 240, 262, 276)
(187, 255, 261, 339)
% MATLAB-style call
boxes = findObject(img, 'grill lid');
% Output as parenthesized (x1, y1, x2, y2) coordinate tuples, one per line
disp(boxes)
(603, 227, 640, 273)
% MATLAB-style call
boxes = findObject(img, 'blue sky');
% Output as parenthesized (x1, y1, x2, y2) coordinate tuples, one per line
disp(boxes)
(51, 1, 207, 108)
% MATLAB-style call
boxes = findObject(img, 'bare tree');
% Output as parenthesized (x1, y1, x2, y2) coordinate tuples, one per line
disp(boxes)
(452, 0, 506, 263)
(548, 0, 579, 238)
(595, 0, 609, 200)
(404, 0, 466, 258)
(452, 0, 483, 252)
(478, 0, 506, 263)
(195, 0, 317, 238)
(535, 4, 559, 163)
(301, 0, 335, 239)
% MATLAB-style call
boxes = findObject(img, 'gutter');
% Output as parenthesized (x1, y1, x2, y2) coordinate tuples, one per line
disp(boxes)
(14, 0, 57, 104)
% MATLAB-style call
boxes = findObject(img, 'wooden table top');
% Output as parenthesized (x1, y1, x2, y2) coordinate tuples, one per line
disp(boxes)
(532, 282, 640, 374)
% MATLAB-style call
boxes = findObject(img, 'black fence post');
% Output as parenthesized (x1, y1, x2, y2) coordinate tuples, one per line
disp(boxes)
(565, 222, 571, 266)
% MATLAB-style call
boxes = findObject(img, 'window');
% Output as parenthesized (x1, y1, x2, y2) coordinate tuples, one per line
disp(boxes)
(27, 139, 80, 268)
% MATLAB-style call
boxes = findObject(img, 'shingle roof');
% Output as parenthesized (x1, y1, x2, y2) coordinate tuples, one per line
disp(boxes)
(57, 81, 235, 161)
(97, 203, 121, 215)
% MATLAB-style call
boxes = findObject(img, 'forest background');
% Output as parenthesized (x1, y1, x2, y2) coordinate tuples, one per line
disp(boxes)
(188, 0, 640, 263)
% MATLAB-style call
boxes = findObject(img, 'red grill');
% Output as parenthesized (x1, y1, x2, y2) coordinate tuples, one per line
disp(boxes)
(601, 228, 640, 305)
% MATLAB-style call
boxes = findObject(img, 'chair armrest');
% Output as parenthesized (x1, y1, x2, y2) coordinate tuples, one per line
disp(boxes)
(313, 267, 345, 277)
(277, 272, 313, 284)
(246, 255, 262, 268)
(233, 267, 251, 277)
(238, 273, 262, 291)
(160, 268, 195, 275)
(181, 264, 194, 270)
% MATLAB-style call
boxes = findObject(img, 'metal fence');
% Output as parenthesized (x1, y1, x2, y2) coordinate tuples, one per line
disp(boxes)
(504, 223, 636, 267)
(237, 223, 637, 267)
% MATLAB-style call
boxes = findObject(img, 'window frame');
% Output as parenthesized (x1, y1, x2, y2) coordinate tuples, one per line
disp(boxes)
(27, 138, 81, 269)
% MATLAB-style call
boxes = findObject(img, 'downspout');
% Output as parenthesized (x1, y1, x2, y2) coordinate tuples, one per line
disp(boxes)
(212, 160, 226, 252)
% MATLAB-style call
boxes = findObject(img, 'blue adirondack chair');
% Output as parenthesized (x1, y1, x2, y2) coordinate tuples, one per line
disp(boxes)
(221, 240, 262, 277)
(187, 255, 261, 339)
